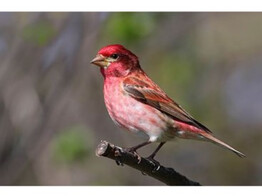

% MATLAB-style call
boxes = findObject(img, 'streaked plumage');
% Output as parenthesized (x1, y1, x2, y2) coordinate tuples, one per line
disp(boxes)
(91, 44, 245, 159)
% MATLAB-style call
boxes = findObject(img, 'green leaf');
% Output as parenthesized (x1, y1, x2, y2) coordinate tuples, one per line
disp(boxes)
(53, 125, 93, 164)
(104, 13, 156, 44)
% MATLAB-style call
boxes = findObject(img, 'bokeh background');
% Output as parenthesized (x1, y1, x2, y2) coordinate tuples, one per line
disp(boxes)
(0, 12, 261, 185)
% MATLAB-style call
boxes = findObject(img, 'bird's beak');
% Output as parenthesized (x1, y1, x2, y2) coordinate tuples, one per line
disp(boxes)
(90, 54, 109, 68)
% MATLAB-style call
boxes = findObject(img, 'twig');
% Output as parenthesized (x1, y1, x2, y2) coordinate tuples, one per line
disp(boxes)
(96, 140, 201, 186)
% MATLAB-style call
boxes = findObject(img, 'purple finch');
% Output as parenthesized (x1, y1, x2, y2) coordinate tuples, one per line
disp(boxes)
(91, 44, 245, 160)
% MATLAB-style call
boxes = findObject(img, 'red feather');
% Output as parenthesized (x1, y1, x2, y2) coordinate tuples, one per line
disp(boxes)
(91, 44, 245, 158)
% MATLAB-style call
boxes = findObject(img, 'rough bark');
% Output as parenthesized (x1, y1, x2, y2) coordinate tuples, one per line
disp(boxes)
(96, 140, 201, 186)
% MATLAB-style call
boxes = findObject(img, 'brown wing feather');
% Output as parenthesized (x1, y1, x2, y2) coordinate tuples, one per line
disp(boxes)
(123, 76, 212, 133)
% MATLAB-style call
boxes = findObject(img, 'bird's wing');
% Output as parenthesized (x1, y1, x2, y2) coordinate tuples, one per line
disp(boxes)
(123, 76, 212, 133)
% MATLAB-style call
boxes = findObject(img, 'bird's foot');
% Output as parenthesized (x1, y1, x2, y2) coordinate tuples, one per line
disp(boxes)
(125, 147, 142, 164)
(145, 156, 161, 172)
(114, 147, 124, 166)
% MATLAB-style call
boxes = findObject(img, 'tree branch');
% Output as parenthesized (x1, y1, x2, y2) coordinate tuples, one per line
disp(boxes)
(96, 140, 201, 186)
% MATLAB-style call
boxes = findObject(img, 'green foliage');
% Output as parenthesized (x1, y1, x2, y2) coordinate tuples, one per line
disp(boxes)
(104, 13, 156, 44)
(53, 125, 93, 164)
(22, 21, 55, 46)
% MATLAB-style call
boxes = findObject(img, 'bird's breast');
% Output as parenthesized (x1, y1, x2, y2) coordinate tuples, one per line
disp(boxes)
(103, 77, 175, 142)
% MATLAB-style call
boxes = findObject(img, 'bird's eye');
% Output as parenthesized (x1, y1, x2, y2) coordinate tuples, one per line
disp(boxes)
(110, 54, 119, 59)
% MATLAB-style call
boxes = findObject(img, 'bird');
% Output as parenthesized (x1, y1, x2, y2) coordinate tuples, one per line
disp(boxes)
(91, 44, 245, 162)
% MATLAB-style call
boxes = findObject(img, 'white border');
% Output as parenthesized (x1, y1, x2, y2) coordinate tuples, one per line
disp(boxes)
(0, 187, 261, 196)
(1, 0, 262, 11)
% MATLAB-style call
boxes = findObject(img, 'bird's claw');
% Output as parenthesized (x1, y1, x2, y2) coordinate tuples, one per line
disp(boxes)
(125, 147, 142, 164)
(132, 151, 142, 164)
(146, 157, 161, 172)
(114, 148, 124, 166)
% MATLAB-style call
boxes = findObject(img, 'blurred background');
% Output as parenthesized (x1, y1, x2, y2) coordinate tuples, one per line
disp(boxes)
(0, 12, 261, 185)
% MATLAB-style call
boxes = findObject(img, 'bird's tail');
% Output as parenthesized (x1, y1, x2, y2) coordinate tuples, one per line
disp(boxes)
(201, 132, 246, 158)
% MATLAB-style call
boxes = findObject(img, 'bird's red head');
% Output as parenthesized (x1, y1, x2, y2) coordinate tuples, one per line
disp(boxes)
(91, 44, 140, 77)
